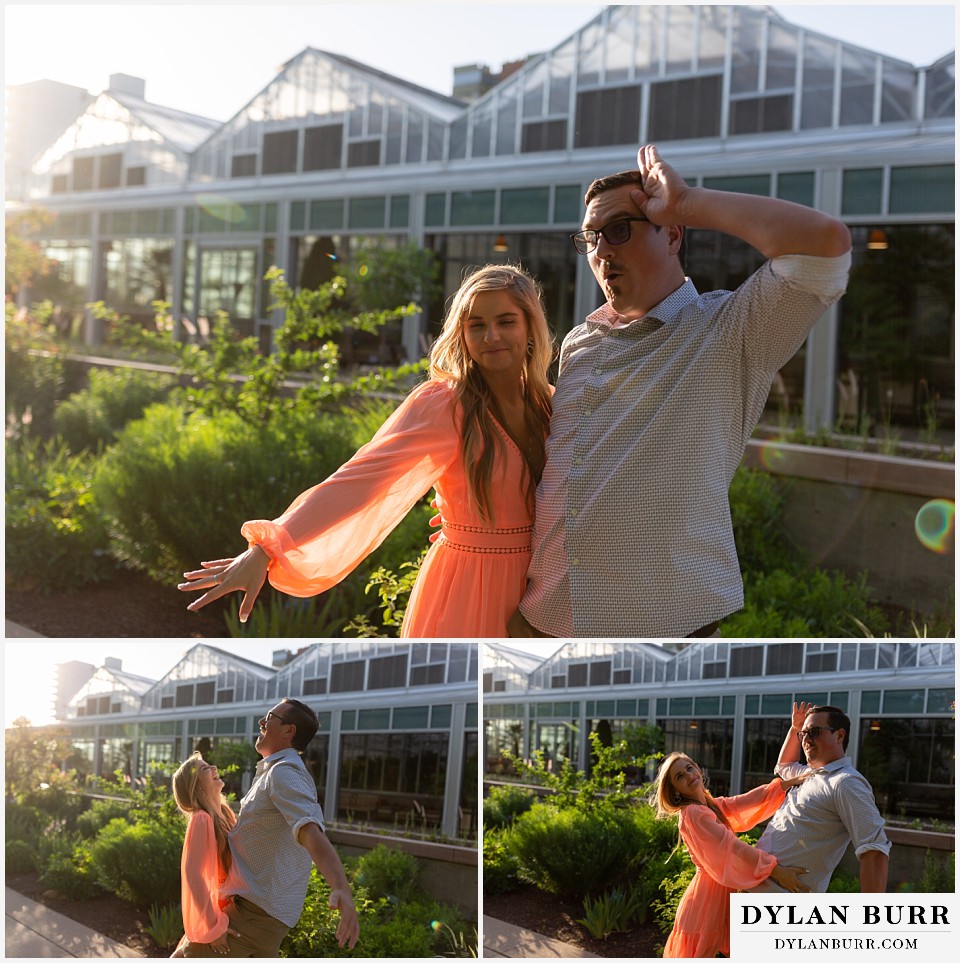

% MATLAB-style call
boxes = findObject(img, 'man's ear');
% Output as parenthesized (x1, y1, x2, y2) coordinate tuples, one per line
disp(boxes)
(668, 224, 684, 255)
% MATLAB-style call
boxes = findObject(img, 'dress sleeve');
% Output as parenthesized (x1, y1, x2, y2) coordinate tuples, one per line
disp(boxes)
(715, 779, 787, 833)
(181, 812, 229, 943)
(241, 381, 460, 596)
(679, 805, 779, 889)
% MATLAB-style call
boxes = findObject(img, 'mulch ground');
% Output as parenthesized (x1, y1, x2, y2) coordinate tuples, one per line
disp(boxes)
(5, 566, 231, 637)
(6, 871, 166, 956)
(483, 883, 665, 958)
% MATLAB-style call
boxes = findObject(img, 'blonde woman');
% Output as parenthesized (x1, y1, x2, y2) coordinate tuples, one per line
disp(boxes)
(171, 753, 238, 957)
(179, 264, 553, 637)
(653, 752, 811, 958)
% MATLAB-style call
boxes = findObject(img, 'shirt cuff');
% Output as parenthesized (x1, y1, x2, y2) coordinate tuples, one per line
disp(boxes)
(291, 814, 325, 844)
(769, 251, 851, 302)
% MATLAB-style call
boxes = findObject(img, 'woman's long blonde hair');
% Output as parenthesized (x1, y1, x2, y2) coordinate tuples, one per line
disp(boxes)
(651, 751, 732, 830)
(172, 751, 237, 873)
(428, 264, 553, 522)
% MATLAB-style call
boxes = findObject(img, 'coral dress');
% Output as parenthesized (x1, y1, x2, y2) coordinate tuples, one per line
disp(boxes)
(176, 811, 230, 952)
(241, 380, 535, 637)
(663, 779, 787, 959)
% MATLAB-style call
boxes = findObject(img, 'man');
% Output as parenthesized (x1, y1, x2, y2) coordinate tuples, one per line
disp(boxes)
(753, 702, 891, 893)
(510, 144, 852, 637)
(184, 698, 360, 957)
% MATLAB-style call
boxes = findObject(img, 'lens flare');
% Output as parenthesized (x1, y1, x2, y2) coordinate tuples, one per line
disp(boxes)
(325, 253, 338, 260)
(430, 920, 443, 932)
(914, 499, 955, 554)
(755, 439, 788, 471)
(196, 193, 247, 226)
(358, 264, 369, 276)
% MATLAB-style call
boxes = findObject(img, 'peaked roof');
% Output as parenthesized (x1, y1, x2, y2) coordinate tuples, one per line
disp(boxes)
(110, 91, 221, 151)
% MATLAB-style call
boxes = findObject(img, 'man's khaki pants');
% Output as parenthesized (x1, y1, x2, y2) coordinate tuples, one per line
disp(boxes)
(183, 897, 290, 958)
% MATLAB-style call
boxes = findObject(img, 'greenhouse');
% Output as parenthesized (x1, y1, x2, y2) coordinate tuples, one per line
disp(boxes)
(58, 642, 479, 840)
(483, 641, 955, 819)
(7, 3, 954, 436)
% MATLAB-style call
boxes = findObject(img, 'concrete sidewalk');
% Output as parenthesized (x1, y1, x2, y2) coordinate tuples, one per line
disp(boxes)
(483, 915, 599, 958)
(5, 887, 143, 958)
(5, 619, 45, 637)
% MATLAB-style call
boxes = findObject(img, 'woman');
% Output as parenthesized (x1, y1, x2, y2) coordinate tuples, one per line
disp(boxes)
(653, 752, 810, 958)
(178, 264, 553, 637)
(170, 753, 237, 957)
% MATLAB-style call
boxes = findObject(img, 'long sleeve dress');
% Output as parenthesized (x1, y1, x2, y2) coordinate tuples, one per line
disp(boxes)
(175, 810, 230, 953)
(241, 380, 536, 637)
(663, 779, 787, 959)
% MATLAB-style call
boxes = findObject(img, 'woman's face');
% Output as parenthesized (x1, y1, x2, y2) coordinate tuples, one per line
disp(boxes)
(461, 289, 530, 381)
(669, 757, 703, 800)
(195, 760, 224, 805)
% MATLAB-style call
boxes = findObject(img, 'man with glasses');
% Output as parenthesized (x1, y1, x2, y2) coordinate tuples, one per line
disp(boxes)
(509, 143, 852, 637)
(751, 701, 890, 893)
(184, 698, 359, 957)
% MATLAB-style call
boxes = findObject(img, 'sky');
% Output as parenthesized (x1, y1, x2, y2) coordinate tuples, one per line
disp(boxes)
(3, 3, 956, 123)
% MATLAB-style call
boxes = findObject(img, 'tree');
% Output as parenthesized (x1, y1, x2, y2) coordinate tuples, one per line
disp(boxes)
(4, 717, 76, 801)
(4, 209, 57, 298)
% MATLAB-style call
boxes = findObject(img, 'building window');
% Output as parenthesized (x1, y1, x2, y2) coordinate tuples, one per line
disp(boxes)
(410, 664, 444, 686)
(368, 653, 408, 689)
(521, 119, 567, 153)
(729, 94, 794, 135)
(889, 165, 955, 214)
(304, 677, 327, 695)
(648, 75, 722, 141)
(126, 166, 146, 187)
(98, 153, 123, 189)
(176, 684, 193, 707)
(52, 174, 68, 193)
(450, 190, 496, 226)
(73, 156, 94, 191)
(551, 675, 565, 689)
(575, 85, 641, 148)
(216, 689, 234, 703)
(331, 661, 365, 693)
(842, 168, 884, 215)
(347, 140, 381, 167)
(777, 172, 815, 207)
(730, 645, 763, 677)
(195, 681, 215, 705)
(262, 130, 299, 175)
(304, 125, 343, 171)
(348, 196, 387, 229)
(483, 672, 493, 694)
(589, 661, 611, 686)
(231, 154, 257, 178)
(613, 669, 631, 685)
(567, 663, 589, 687)
(501, 187, 550, 225)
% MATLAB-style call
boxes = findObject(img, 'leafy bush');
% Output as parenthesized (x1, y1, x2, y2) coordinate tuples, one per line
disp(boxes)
(5, 301, 66, 440)
(54, 367, 176, 453)
(652, 855, 696, 935)
(724, 566, 890, 637)
(40, 835, 104, 900)
(507, 800, 651, 897)
(75, 798, 132, 838)
(88, 817, 182, 906)
(5, 435, 113, 590)
(354, 844, 421, 901)
(577, 886, 644, 939)
(6, 838, 38, 873)
(483, 785, 536, 830)
(482, 829, 521, 895)
(5, 801, 47, 843)
(146, 902, 185, 950)
(729, 466, 796, 574)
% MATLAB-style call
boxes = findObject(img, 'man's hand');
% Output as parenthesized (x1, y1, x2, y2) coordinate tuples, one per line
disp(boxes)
(329, 888, 360, 949)
(631, 144, 693, 226)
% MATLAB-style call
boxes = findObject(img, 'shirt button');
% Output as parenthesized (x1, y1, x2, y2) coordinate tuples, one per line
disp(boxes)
(572, 457, 583, 467)
(568, 509, 577, 518)
(570, 558, 579, 567)
(593, 366, 603, 376)
(583, 407, 592, 416)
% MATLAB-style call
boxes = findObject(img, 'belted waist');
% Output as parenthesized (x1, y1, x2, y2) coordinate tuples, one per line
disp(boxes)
(438, 521, 532, 554)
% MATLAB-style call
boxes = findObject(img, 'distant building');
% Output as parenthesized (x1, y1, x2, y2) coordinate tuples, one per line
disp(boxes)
(57, 642, 479, 840)
(483, 641, 956, 821)
(6, 4, 954, 435)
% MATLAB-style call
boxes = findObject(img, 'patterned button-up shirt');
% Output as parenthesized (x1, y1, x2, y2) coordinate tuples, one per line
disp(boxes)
(222, 748, 325, 927)
(757, 756, 891, 893)
(520, 252, 851, 637)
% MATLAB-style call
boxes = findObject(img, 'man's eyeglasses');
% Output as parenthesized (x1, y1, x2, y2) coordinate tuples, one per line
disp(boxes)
(570, 217, 649, 255)
(261, 710, 293, 726)
(797, 726, 838, 741)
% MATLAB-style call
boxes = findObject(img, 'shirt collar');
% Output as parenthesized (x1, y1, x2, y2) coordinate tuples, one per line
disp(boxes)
(808, 755, 852, 775)
(255, 746, 301, 774)
(585, 278, 699, 330)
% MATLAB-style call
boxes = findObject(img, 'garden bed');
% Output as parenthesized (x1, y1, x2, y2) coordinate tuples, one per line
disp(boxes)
(6, 869, 163, 956)
(483, 882, 664, 957)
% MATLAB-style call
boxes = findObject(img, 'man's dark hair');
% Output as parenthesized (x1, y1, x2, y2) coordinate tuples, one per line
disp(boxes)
(281, 697, 319, 752)
(806, 704, 851, 751)
(584, 169, 645, 206)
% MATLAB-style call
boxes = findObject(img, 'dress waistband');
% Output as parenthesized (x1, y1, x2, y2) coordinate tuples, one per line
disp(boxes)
(438, 521, 532, 555)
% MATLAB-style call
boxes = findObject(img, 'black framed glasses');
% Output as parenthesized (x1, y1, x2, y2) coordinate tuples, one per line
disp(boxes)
(570, 216, 649, 255)
(261, 709, 293, 726)
(797, 726, 838, 741)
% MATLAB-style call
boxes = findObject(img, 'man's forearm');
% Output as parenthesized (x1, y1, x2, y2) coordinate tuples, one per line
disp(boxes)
(859, 850, 889, 893)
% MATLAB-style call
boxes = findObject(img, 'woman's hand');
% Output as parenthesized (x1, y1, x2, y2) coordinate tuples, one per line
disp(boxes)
(771, 862, 810, 894)
(178, 546, 270, 622)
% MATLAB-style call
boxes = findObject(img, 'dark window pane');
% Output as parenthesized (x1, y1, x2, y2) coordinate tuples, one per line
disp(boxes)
(347, 139, 380, 167)
(568, 663, 588, 687)
(729, 94, 793, 134)
(521, 119, 567, 153)
(304, 125, 343, 171)
(263, 130, 299, 175)
(304, 677, 327, 695)
(52, 174, 68, 193)
(649, 75, 722, 141)
(575, 86, 641, 148)
(766, 644, 803, 675)
(589, 661, 611, 686)
(195, 681, 215, 705)
(73, 156, 94, 190)
(730, 645, 763, 677)
(126, 166, 146, 187)
(98, 152, 122, 189)
(331, 660, 365, 693)
(231, 154, 256, 178)
(216, 688, 235, 703)
(368, 654, 408, 689)
(175, 684, 193, 707)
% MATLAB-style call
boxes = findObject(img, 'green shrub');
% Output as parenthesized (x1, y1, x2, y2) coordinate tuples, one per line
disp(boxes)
(40, 835, 104, 900)
(507, 800, 651, 897)
(483, 785, 536, 830)
(729, 466, 796, 574)
(88, 817, 182, 907)
(652, 856, 696, 935)
(5, 303, 66, 440)
(54, 367, 176, 453)
(826, 869, 861, 893)
(354, 844, 421, 901)
(577, 886, 644, 939)
(146, 902, 185, 950)
(76, 798, 132, 838)
(482, 829, 521, 895)
(5, 435, 113, 590)
(6, 838, 38, 873)
(724, 566, 889, 637)
(5, 801, 47, 843)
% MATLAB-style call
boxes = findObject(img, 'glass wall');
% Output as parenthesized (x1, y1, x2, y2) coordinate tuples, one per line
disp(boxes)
(658, 718, 734, 796)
